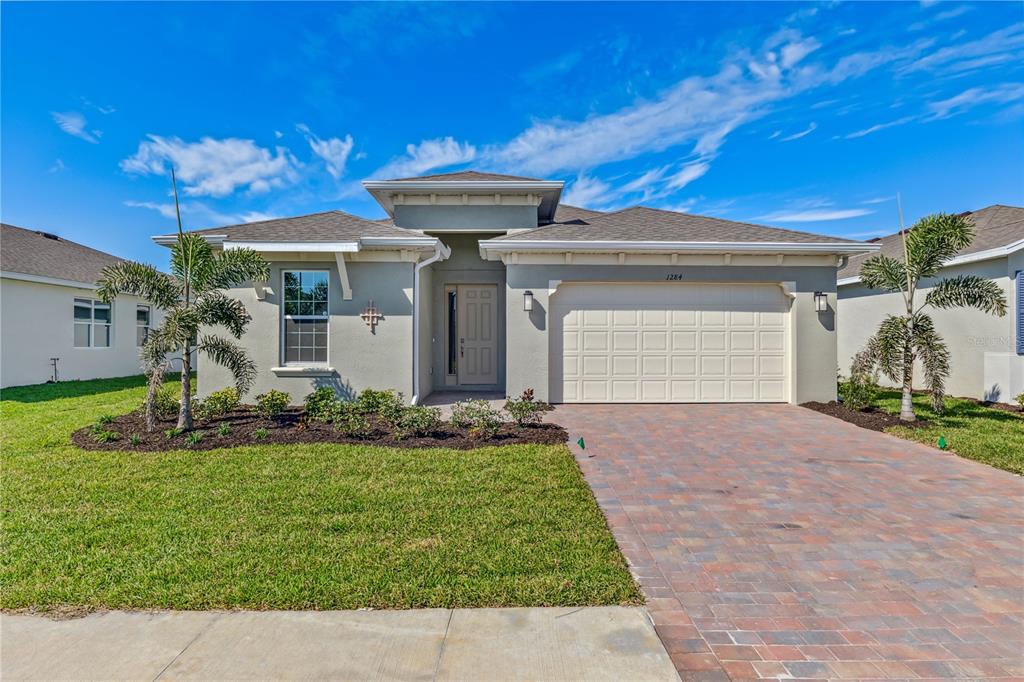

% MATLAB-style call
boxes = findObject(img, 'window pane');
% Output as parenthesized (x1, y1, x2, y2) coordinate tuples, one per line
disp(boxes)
(94, 324, 111, 347)
(75, 323, 91, 347)
(447, 291, 457, 374)
(314, 347, 327, 362)
(136, 306, 150, 325)
(312, 301, 327, 317)
(299, 347, 314, 362)
(299, 300, 314, 316)
(283, 300, 299, 316)
(93, 303, 111, 323)
(75, 303, 92, 321)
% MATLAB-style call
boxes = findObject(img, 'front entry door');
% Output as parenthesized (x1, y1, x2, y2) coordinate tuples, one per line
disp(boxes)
(457, 284, 498, 385)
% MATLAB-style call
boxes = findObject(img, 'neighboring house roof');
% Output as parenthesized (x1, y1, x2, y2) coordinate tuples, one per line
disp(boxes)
(160, 210, 423, 243)
(490, 206, 864, 244)
(1, 223, 123, 287)
(837, 204, 1024, 282)
(544, 204, 605, 226)
(388, 170, 542, 182)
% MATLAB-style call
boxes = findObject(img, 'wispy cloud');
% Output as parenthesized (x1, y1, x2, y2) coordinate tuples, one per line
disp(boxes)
(121, 135, 299, 197)
(780, 122, 817, 141)
(80, 97, 116, 115)
(667, 161, 711, 190)
(861, 196, 894, 205)
(901, 22, 1024, 74)
(370, 137, 476, 179)
(51, 111, 100, 143)
(124, 199, 275, 227)
(48, 159, 65, 174)
(927, 82, 1024, 119)
(296, 124, 354, 179)
(563, 174, 613, 207)
(843, 115, 917, 138)
(759, 208, 874, 222)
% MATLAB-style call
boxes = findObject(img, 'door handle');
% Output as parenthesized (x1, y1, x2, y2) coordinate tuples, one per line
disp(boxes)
(460, 338, 465, 358)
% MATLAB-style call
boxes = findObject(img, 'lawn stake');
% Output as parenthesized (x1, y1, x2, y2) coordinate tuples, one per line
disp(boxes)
(938, 436, 947, 450)
(577, 436, 586, 449)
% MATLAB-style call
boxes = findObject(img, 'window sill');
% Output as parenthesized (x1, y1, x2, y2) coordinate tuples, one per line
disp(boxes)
(271, 366, 337, 377)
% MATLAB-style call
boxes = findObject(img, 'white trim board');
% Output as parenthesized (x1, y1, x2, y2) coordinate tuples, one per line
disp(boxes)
(837, 238, 1024, 287)
(481, 240, 880, 256)
(1, 270, 97, 290)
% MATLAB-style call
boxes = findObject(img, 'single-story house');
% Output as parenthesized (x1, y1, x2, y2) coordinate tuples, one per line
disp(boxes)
(1, 223, 166, 388)
(157, 171, 878, 405)
(837, 204, 1023, 403)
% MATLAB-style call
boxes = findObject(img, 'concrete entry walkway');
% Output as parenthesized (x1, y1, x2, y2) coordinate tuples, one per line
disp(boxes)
(1, 607, 679, 681)
(555, 403, 1024, 681)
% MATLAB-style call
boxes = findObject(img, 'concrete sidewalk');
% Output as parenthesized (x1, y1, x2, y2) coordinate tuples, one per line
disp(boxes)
(1, 607, 679, 681)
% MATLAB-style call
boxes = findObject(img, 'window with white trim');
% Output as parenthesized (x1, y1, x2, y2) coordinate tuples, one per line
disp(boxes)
(74, 298, 112, 348)
(1016, 270, 1023, 355)
(282, 270, 328, 364)
(136, 304, 151, 346)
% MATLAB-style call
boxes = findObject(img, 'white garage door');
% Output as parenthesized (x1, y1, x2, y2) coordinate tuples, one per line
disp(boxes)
(552, 283, 790, 403)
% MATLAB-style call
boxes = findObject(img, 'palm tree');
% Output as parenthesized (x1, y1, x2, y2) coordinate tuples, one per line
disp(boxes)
(858, 211, 1006, 421)
(97, 169, 269, 431)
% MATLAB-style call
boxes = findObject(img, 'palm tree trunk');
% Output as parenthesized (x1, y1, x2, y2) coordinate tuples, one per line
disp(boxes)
(178, 347, 193, 430)
(145, 371, 160, 432)
(899, 318, 916, 422)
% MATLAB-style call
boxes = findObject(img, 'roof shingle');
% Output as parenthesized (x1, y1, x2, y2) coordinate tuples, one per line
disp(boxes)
(386, 170, 543, 182)
(180, 210, 419, 242)
(1, 223, 124, 286)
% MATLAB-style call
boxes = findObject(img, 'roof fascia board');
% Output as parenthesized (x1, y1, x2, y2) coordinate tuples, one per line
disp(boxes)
(152, 234, 227, 246)
(362, 180, 564, 192)
(223, 241, 360, 253)
(1, 270, 98, 290)
(481, 240, 881, 255)
(838, 238, 1024, 286)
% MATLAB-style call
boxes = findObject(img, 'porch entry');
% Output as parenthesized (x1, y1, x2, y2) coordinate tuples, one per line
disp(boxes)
(446, 283, 498, 385)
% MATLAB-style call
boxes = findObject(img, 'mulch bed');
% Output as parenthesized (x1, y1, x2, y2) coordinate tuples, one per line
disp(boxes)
(801, 401, 932, 432)
(72, 409, 568, 452)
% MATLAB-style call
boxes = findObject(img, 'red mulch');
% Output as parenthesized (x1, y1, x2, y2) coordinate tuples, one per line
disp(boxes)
(72, 409, 568, 452)
(801, 401, 931, 432)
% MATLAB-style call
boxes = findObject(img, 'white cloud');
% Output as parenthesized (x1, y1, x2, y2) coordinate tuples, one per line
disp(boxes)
(759, 208, 874, 222)
(768, 130, 782, 139)
(927, 83, 1024, 119)
(861, 196, 894, 205)
(780, 122, 818, 141)
(48, 159, 65, 174)
(666, 161, 711, 190)
(296, 124, 354, 179)
(51, 111, 99, 143)
(120, 135, 299, 198)
(619, 166, 670, 195)
(371, 137, 477, 179)
(124, 199, 273, 227)
(902, 22, 1024, 74)
(843, 115, 917, 138)
(562, 174, 612, 207)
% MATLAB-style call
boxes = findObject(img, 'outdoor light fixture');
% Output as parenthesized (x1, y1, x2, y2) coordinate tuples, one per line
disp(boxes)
(814, 291, 828, 313)
(523, 290, 534, 312)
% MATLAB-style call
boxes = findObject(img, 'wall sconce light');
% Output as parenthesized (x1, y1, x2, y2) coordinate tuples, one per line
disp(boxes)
(523, 290, 534, 312)
(813, 291, 828, 313)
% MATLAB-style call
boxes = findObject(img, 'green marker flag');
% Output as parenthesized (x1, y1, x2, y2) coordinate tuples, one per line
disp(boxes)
(938, 436, 947, 450)
(577, 436, 586, 449)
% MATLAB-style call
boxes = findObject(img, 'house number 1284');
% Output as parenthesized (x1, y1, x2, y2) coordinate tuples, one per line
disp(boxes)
(665, 274, 684, 281)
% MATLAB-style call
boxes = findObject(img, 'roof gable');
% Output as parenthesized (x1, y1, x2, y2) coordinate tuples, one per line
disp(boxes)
(388, 170, 542, 182)
(1, 223, 124, 286)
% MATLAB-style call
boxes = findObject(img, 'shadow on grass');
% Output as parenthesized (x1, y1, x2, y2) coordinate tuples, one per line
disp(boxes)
(0, 374, 186, 404)
(874, 390, 1022, 426)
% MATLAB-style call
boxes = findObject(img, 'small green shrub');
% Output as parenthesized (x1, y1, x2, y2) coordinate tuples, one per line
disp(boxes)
(255, 390, 291, 418)
(503, 389, 545, 427)
(153, 389, 179, 419)
(451, 399, 503, 440)
(96, 414, 115, 425)
(91, 429, 119, 443)
(185, 430, 205, 446)
(356, 389, 405, 422)
(217, 423, 231, 437)
(129, 434, 141, 446)
(840, 346, 880, 411)
(164, 427, 182, 440)
(393, 405, 442, 440)
(1016, 392, 1024, 410)
(195, 388, 240, 420)
(304, 387, 340, 422)
(332, 401, 370, 437)
(253, 427, 268, 440)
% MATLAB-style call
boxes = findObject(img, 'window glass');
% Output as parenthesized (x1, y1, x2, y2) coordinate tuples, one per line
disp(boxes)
(447, 291, 457, 375)
(74, 323, 91, 348)
(73, 299, 111, 347)
(137, 305, 151, 346)
(283, 271, 328, 364)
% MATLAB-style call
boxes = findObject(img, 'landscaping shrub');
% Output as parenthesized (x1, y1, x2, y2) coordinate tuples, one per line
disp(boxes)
(393, 405, 442, 440)
(255, 390, 291, 418)
(217, 423, 231, 437)
(1017, 392, 1024, 410)
(253, 427, 268, 440)
(91, 429, 119, 443)
(153, 388, 179, 420)
(332, 401, 370, 437)
(195, 388, 240, 420)
(304, 387, 340, 422)
(451, 399, 503, 439)
(185, 430, 205, 447)
(504, 389, 545, 427)
(840, 347, 880, 411)
(356, 389, 404, 421)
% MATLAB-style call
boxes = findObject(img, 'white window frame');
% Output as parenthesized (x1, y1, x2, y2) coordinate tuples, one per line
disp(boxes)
(281, 269, 330, 366)
(74, 298, 113, 349)
(136, 304, 151, 347)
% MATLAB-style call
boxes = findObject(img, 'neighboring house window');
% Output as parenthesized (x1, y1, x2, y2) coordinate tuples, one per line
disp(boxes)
(282, 270, 328, 364)
(74, 298, 112, 348)
(1017, 270, 1023, 355)
(137, 305, 151, 347)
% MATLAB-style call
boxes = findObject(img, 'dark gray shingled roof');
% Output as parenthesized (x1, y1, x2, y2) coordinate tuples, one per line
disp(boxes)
(1, 223, 124, 285)
(837, 204, 1024, 279)
(544, 204, 605, 225)
(493, 206, 864, 244)
(178, 210, 420, 242)
(387, 170, 543, 182)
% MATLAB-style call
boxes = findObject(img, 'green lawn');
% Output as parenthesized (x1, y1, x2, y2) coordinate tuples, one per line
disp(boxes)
(1, 376, 640, 611)
(874, 389, 1024, 475)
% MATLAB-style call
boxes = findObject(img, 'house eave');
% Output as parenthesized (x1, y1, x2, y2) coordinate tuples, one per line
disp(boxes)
(0, 270, 98, 290)
(837, 238, 1024, 287)
(152, 235, 439, 252)
(480, 240, 881, 256)
(361, 179, 564, 222)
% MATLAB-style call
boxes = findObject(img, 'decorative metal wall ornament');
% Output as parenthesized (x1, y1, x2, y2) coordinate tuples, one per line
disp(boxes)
(360, 299, 384, 333)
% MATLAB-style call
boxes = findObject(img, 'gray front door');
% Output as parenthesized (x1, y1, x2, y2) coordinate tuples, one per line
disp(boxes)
(457, 284, 498, 385)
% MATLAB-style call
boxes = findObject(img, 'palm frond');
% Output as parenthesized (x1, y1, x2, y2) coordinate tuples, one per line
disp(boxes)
(870, 314, 911, 383)
(924, 275, 1008, 316)
(911, 313, 951, 413)
(170, 233, 216, 292)
(96, 261, 180, 308)
(905, 213, 974, 280)
(158, 306, 201, 350)
(203, 247, 270, 291)
(139, 326, 177, 371)
(194, 291, 250, 338)
(198, 334, 257, 394)
(859, 255, 908, 293)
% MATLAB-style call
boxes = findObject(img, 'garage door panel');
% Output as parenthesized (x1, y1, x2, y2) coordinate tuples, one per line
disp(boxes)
(554, 283, 789, 403)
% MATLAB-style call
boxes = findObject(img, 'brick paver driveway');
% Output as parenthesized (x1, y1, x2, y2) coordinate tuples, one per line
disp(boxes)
(555, 404, 1023, 681)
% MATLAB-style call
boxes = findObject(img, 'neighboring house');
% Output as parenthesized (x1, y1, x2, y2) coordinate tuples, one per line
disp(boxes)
(1, 224, 163, 388)
(837, 204, 1024, 403)
(155, 171, 877, 405)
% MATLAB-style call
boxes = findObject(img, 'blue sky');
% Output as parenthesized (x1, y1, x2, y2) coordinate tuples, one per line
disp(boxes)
(2, 1, 1023, 266)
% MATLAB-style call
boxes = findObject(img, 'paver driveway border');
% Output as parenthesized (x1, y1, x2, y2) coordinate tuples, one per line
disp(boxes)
(554, 403, 1024, 681)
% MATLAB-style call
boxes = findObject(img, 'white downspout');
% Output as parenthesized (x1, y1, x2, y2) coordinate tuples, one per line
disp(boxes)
(411, 240, 450, 405)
